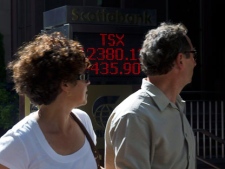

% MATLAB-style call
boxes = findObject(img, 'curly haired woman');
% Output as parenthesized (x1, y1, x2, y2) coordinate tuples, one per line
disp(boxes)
(0, 32, 98, 169)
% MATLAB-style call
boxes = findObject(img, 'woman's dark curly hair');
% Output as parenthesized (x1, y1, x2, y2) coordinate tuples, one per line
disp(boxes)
(139, 22, 191, 76)
(7, 32, 91, 105)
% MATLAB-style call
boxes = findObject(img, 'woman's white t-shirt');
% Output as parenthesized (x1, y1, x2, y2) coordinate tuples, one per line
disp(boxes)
(0, 109, 97, 169)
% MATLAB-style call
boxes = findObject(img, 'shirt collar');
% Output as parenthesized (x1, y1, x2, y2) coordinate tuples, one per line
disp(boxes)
(141, 78, 185, 112)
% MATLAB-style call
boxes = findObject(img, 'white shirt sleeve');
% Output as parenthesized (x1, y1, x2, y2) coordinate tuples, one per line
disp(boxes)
(0, 131, 29, 169)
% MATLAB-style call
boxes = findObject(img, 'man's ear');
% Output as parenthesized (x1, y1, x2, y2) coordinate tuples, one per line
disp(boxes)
(176, 53, 184, 68)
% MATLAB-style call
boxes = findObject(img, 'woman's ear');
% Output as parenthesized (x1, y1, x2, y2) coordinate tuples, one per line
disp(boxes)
(61, 81, 69, 92)
(60, 81, 72, 96)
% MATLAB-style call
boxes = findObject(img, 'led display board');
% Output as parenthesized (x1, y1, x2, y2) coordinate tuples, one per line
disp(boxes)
(74, 32, 145, 84)
(70, 24, 152, 84)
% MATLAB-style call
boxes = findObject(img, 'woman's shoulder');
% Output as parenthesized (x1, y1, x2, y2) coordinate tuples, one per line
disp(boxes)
(3, 112, 36, 136)
(71, 109, 91, 124)
(71, 109, 96, 144)
(71, 108, 89, 118)
(0, 112, 37, 158)
(71, 109, 94, 129)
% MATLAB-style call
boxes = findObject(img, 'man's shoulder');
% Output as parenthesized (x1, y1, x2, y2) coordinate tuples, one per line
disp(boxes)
(111, 89, 153, 118)
(119, 89, 151, 107)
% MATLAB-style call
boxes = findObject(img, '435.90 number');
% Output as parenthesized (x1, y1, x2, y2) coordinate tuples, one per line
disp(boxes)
(90, 62, 141, 75)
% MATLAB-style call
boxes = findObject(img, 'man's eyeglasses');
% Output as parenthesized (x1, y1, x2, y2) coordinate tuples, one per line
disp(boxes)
(77, 72, 89, 82)
(183, 50, 197, 60)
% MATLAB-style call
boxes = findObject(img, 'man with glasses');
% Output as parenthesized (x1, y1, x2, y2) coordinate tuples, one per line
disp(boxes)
(105, 22, 197, 169)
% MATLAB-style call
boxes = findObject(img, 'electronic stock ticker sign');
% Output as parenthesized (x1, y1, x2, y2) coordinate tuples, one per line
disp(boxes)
(74, 31, 147, 84)
(44, 6, 157, 84)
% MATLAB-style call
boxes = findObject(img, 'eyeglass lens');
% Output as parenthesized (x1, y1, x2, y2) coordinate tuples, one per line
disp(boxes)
(77, 72, 89, 81)
(184, 50, 197, 60)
